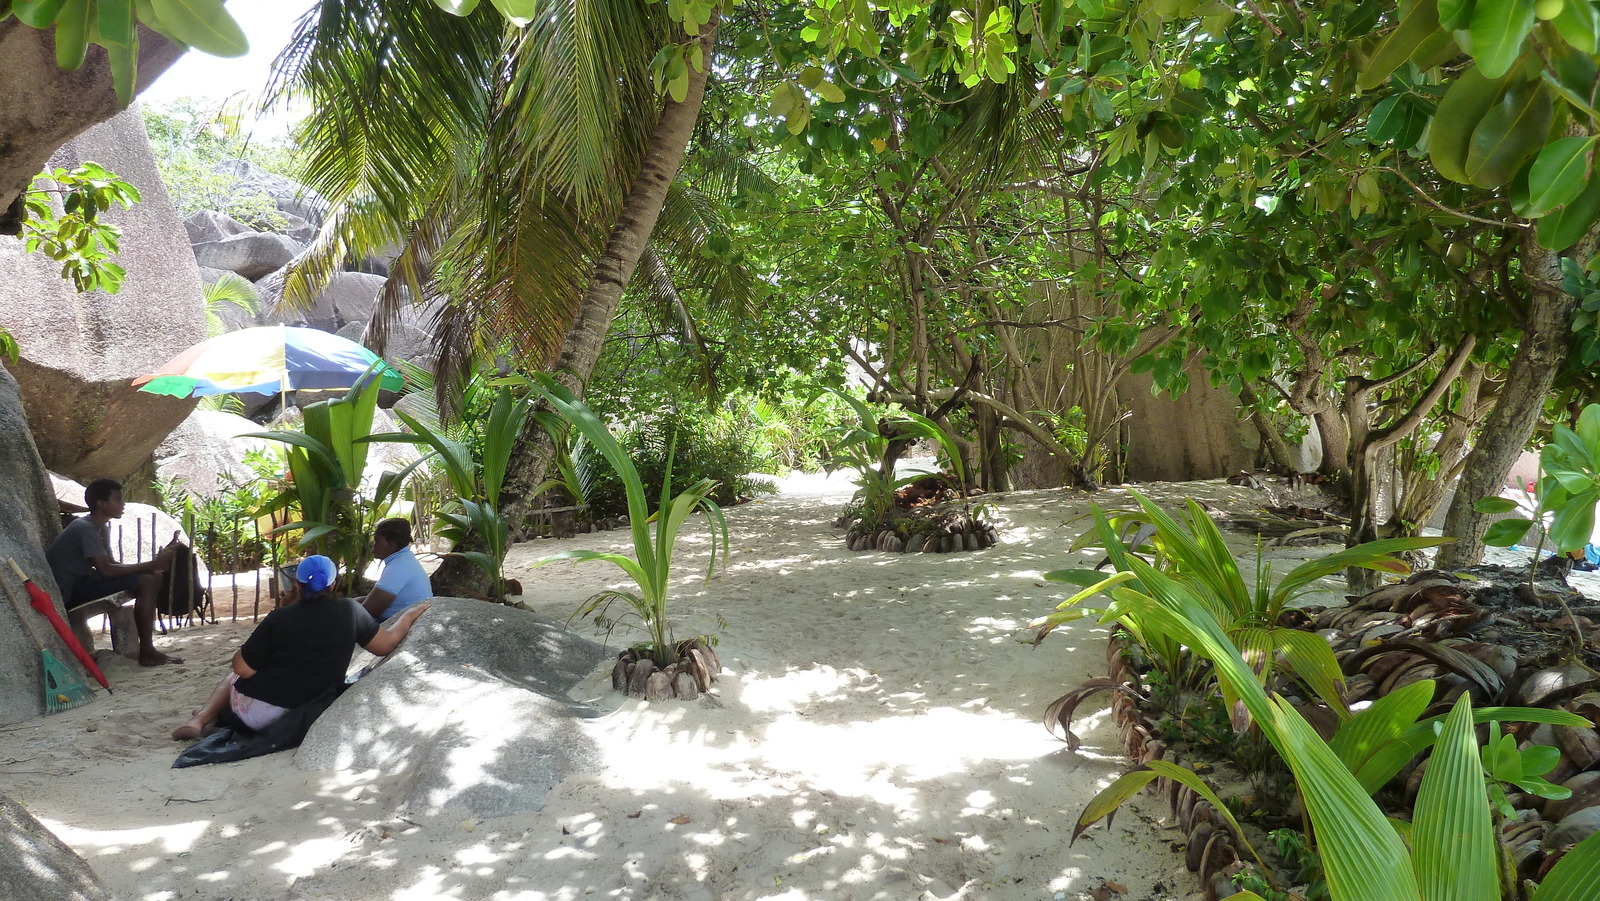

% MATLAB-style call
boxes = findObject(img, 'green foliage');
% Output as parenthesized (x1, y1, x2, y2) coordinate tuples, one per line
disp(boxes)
(527, 375, 728, 668)
(582, 402, 779, 519)
(1034, 492, 1442, 720)
(0, 327, 17, 365)
(4, 0, 247, 106)
(141, 99, 301, 228)
(1071, 564, 1600, 901)
(1475, 403, 1600, 553)
(156, 448, 289, 574)
(246, 375, 418, 592)
(20, 162, 140, 293)
(201, 272, 259, 337)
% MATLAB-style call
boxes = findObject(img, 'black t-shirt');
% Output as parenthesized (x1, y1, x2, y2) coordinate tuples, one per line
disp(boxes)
(235, 597, 380, 709)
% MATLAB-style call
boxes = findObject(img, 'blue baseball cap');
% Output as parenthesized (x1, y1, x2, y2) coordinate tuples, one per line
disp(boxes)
(295, 555, 337, 592)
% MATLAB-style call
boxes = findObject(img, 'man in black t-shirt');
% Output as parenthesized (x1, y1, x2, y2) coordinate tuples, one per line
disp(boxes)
(171, 555, 430, 740)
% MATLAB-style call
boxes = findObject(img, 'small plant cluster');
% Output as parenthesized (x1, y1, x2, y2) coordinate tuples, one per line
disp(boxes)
(529, 377, 728, 689)
(1035, 491, 1600, 900)
(157, 449, 290, 575)
(843, 508, 997, 553)
(583, 408, 774, 518)
(20, 163, 141, 294)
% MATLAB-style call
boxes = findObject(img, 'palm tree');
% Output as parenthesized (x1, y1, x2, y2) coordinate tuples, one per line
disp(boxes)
(272, 0, 721, 589)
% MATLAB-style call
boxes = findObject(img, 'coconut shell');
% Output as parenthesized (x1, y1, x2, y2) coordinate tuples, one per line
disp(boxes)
(1555, 725, 1600, 772)
(673, 671, 699, 700)
(1549, 806, 1600, 850)
(885, 534, 904, 553)
(627, 658, 655, 696)
(1185, 822, 1215, 872)
(1518, 664, 1600, 707)
(612, 658, 630, 692)
(1544, 773, 1600, 822)
(643, 671, 674, 701)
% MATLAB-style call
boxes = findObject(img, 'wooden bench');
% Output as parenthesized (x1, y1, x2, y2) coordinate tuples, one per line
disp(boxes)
(67, 594, 139, 659)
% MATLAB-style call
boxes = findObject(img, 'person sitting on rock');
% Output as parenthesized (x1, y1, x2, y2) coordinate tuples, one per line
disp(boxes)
(45, 477, 183, 667)
(171, 555, 429, 741)
(356, 517, 432, 620)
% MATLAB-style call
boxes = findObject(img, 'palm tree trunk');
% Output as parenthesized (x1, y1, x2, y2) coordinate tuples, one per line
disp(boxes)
(432, 16, 720, 592)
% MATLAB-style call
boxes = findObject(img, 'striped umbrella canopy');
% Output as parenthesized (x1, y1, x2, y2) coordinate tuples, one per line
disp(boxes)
(132, 326, 404, 398)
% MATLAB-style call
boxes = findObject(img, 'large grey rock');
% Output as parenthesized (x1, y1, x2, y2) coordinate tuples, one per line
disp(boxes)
(297, 598, 608, 819)
(214, 159, 326, 227)
(0, 107, 204, 484)
(154, 409, 278, 499)
(257, 269, 386, 332)
(182, 209, 250, 244)
(0, 793, 109, 901)
(0, 367, 88, 726)
(191, 231, 303, 281)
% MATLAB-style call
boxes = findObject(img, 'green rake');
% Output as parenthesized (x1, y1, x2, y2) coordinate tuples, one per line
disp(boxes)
(2, 571, 96, 713)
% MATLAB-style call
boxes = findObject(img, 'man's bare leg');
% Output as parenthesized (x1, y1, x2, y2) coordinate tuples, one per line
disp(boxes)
(172, 675, 230, 740)
(135, 572, 182, 666)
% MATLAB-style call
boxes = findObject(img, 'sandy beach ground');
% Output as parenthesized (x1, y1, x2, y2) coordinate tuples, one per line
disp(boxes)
(0, 471, 1408, 900)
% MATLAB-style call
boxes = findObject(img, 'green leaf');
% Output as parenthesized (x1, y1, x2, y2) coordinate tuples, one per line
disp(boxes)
(53, 0, 90, 70)
(1268, 697, 1421, 901)
(1483, 517, 1535, 546)
(816, 81, 846, 103)
(1470, 0, 1537, 79)
(94, 0, 133, 47)
(1466, 80, 1553, 187)
(1552, 0, 1600, 54)
(1540, 166, 1600, 249)
(485, 0, 537, 26)
(12, 0, 66, 28)
(148, 0, 246, 56)
(1330, 679, 1436, 792)
(431, 0, 482, 14)
(1412, 695, 1498, 900)
(1527, 137, 1596, 217)
(1440, 0, 1474, 30)
(1578, 402, 1600, 451)
(1548, 489, 1598, 550)
(1369, 95, 1432, 148)
(1359, 0, 1441, 91)
(1473, 496, 1519, 514)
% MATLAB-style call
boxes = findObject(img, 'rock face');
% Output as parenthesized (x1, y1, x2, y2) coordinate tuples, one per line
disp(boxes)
(0, 367, 86, 726)
(296, 598, 608, 819)
(0, 793, 109, 901)
(257, 269, 387, 332)
(214, 159, 327, 228)
(183, 209, 251, 244)
(1123, 365, 1257, 482)
(153, 409, 278, 499)
(192, 231, 303, 281)
(0, 107, 205, 484)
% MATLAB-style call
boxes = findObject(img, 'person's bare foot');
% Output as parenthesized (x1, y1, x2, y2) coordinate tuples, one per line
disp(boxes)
(171, 721, 205, 741)
(139, 650, 183, 666)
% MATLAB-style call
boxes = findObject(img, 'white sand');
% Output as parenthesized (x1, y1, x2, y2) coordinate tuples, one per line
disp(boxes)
(0, 473, 1354, 901)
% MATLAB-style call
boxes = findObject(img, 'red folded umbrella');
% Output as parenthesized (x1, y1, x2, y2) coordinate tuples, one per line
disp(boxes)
(6, 558, 111, 693)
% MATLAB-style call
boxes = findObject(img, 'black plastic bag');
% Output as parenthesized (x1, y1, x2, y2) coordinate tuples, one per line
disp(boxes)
(172, 681, 346, 768)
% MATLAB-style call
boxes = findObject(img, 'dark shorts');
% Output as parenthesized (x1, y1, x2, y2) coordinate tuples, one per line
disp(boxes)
(67, 573, 142, 610)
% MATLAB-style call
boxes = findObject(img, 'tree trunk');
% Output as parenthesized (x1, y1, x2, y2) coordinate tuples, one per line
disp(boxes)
(1437, 239, 1583, 568)
(0, 22, 183, 230)
(1239, 382, 1296, 473)
(431, 17, 720, 592)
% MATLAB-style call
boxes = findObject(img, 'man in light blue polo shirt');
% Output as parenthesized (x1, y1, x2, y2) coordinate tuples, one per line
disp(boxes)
(358, 517, 433, 620)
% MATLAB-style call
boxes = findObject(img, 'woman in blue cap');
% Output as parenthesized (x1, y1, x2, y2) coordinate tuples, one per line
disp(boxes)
(171, 555, 430, 740)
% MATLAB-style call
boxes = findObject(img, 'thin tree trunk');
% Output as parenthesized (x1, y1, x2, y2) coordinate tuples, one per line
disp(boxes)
(432, 16, 720, 592)
(1437, 241, 1582, 568)
(1240, 381, 1296, 472)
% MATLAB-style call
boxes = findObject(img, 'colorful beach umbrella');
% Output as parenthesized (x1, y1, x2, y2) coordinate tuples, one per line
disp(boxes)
(132, 326, 404, 398)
